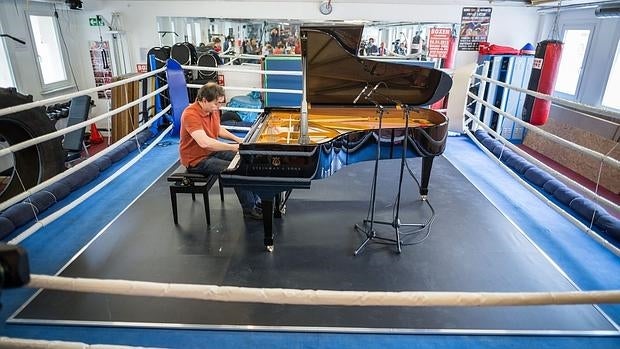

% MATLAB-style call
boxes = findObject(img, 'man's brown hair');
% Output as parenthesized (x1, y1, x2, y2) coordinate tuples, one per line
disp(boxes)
(196, 82, 224, 102)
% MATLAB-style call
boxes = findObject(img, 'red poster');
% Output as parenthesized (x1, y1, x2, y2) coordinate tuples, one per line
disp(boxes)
(428, 28, 452, 59)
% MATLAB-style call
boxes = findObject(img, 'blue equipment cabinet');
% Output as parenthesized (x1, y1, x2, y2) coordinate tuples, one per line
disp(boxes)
(477, 55, 534, 143)
(262, 55, 302, 107)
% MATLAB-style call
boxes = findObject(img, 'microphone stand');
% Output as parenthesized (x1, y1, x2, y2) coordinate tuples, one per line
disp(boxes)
(354, 99, 436, 255)
(353, 93, 384, 256)
(0, 34, 26, 45)
(367, 104, 427, 254)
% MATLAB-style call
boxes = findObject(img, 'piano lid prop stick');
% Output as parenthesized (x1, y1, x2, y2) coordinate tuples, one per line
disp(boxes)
(298, 33, 311, 145)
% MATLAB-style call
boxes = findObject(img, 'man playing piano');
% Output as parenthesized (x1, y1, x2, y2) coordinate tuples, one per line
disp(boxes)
(179, 82, 262, 220)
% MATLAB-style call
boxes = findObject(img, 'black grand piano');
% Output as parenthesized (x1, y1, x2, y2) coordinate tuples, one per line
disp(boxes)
(221, 26, 452, 251)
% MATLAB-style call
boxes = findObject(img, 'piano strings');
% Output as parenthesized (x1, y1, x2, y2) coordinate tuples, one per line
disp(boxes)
(257, 108, 437, 144)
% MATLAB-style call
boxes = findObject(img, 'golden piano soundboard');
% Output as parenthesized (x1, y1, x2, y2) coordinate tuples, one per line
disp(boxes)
(256, 107, 437, 145)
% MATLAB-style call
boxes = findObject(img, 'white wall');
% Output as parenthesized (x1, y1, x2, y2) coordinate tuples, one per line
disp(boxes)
(94, 0, 540, 70)
(535, 8, 620, 136)
(0, 1, 89, 99)
(0, 1, 113, 117)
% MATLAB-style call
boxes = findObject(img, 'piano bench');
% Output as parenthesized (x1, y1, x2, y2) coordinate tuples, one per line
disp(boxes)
(167, 165, 224, 226)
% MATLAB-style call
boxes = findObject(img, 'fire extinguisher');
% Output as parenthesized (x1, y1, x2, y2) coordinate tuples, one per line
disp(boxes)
(522, 40, 563, 126)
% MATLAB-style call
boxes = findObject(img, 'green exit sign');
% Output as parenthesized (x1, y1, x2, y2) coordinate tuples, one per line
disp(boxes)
(89, 16, 104, 26)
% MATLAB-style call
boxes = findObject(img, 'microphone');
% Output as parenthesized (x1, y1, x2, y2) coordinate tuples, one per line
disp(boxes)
(366, 81, 384, 99)
(353, 85, 369, 104)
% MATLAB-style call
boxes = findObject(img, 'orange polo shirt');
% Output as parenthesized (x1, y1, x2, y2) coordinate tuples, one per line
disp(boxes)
(179, 102, 221, 167)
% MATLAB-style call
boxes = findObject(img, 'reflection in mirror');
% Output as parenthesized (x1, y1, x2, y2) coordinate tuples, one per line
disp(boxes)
(361, 22, 456, 67)
(156, 17, 302, 56)
(156, 17, 456, 65)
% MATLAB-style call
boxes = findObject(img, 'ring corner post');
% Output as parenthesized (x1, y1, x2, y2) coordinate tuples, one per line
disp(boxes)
(165, 58, 189, 137)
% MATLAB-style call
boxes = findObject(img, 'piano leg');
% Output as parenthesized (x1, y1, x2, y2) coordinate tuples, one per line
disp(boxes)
(419, 156, 434, 197)
(262, 198, 275, 252)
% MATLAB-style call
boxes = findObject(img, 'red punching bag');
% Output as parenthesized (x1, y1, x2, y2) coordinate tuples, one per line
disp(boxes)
(442, 34, 457, 69)
(522, 40, 563, 126)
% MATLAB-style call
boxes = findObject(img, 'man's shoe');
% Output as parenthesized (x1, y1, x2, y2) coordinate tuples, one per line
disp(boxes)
(243, 207, 263, 220)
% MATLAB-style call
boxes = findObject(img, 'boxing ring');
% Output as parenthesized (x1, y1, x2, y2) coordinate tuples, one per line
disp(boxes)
(0, 56, 619, 348)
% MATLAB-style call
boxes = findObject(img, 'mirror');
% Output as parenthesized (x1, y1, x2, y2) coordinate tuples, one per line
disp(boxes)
(155, 17, 456, 65)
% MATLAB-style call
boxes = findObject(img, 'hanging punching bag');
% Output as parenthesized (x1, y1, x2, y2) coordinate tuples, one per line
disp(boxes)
(431, 33, 456, 110)
(522, 40, 563, 126)
(442, 33, 457, 69)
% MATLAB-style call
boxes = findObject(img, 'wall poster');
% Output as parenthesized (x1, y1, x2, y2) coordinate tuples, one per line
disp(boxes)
(458, 7, 492, 51)
(89, 41, 113, 99)
(428, 27, 452, 59)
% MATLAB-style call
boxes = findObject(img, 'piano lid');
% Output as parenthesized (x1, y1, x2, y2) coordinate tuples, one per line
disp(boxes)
(301, 25, 452, 107)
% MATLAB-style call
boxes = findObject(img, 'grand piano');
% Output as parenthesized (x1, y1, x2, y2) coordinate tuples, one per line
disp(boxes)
(221, 25, 452, 251)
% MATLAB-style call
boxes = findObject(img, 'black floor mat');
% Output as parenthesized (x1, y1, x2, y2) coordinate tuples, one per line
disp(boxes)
(12, 156, 616, 333)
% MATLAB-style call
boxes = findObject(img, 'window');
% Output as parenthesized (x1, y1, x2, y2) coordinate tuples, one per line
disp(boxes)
(171, 22, 177, 45)
(186, 23, 193, 45)
(602, 41, 620, 110)
(194, 23, 201, 45)
(27, 13, 71, 90)
(0, 36, 16, 88)
(555, 29, 590, 96)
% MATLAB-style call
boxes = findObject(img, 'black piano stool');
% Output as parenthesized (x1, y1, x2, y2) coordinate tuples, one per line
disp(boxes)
(167, 165, 224, 227)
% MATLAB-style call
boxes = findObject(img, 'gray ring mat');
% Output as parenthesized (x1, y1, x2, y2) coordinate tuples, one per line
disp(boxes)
(11, 156, 618, 334)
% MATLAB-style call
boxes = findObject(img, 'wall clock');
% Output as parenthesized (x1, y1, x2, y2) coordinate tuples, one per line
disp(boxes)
(319, 0, 332, 15)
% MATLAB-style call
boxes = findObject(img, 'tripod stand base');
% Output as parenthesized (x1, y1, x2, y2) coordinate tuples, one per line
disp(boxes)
(354, 222, 407, 255)
(354, 223, 401, 255)
(353, 207, 434, 256)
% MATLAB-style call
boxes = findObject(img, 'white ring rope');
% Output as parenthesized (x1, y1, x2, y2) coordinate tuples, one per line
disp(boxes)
(0, 336, 160, 349)
(472, 73, 620, 122)
(463, 108, 618, 213)
(0, 85, 168, 159)
(181, 64, 302, 76)
(220, 53, 264, 64)
(463, 116, 620, 257)
(0, 68, 166, 118)
(221, 106, 266, 113)
(8, 124, 173, 245)
(0, 105, 171, 213)
(466, 91, 620, 170)
(186, 83, 302, 95)
(27, 274, 620, 307)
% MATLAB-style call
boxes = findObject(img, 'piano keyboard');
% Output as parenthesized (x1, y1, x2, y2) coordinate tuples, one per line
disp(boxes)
(225, 153, 241, 172)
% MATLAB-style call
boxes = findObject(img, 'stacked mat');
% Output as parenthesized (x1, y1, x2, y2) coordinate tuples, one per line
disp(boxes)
(0, 129, 153, 240)
(473, 129, 619, 244)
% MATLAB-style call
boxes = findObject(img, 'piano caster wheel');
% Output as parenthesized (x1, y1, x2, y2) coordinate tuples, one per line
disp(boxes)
(266, 245, 274, 252)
